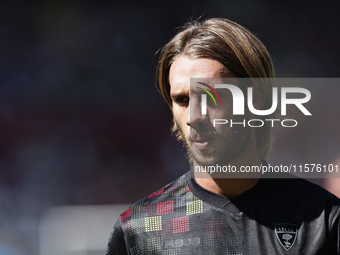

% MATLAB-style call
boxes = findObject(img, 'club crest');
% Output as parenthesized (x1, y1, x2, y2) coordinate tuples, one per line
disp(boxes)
(275, 223, 297, 250)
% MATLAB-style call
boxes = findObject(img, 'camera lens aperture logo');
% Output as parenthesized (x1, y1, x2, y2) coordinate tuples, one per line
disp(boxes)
(196, 82, 222, 115)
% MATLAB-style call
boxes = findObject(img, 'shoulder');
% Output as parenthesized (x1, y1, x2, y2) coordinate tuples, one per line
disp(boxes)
(264, 177, 340, 216)
(269, 176, 339, 200)
(119, 173, 190, 221)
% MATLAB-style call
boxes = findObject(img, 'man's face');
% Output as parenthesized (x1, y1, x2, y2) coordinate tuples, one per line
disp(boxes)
(169, 55, 252, 166)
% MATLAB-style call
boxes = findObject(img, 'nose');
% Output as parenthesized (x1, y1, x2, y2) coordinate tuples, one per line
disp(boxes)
(187, 96, 209, 127)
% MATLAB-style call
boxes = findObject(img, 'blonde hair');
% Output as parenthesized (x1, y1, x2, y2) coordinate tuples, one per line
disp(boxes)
(156, 18, 275, 159)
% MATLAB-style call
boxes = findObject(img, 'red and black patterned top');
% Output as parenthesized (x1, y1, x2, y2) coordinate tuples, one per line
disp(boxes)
(107, 171, 340, 254)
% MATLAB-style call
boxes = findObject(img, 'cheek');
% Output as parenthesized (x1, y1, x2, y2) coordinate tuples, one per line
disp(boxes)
(172, 107, 187, 125)
(208, 105, 232, 120)
(173, 109, 190, 135)
(208, 93, 234, 118)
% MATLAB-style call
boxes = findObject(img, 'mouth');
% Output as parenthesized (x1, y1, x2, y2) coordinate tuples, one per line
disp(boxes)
(191, 136, 215, 150)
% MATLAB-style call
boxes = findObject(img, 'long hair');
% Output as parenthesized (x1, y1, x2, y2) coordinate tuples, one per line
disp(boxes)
(156, 18, 275, 159)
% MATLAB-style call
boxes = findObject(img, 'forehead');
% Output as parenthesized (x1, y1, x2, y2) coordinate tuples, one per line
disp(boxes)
(169, 56, 234, 93)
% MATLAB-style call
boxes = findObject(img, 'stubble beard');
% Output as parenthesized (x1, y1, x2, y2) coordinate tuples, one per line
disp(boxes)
(172, 116, 252, 167)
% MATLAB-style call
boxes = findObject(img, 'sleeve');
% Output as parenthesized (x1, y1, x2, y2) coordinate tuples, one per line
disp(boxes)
(106, 218, 129, 255)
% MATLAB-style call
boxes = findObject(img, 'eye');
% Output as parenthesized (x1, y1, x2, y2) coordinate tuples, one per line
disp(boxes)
(173, 96, 189, 106)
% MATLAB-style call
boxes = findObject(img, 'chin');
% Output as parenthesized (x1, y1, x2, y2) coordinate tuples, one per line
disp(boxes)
(191, 151, 221, 166)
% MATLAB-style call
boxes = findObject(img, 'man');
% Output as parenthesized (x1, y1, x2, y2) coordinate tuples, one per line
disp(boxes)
(106, 18, 340, 254)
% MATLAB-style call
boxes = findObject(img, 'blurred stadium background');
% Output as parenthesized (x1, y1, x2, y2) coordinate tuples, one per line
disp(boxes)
(0, 0, 340, 254)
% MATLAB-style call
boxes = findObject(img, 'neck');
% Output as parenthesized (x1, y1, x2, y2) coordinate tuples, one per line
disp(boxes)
(193, 154, 262, 199)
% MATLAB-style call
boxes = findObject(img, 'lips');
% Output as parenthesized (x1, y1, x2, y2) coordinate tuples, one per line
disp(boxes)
(191, 135, 214, 150)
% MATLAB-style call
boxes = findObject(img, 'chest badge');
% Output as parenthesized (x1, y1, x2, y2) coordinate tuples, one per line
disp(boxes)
(274, 223, 297, 250)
